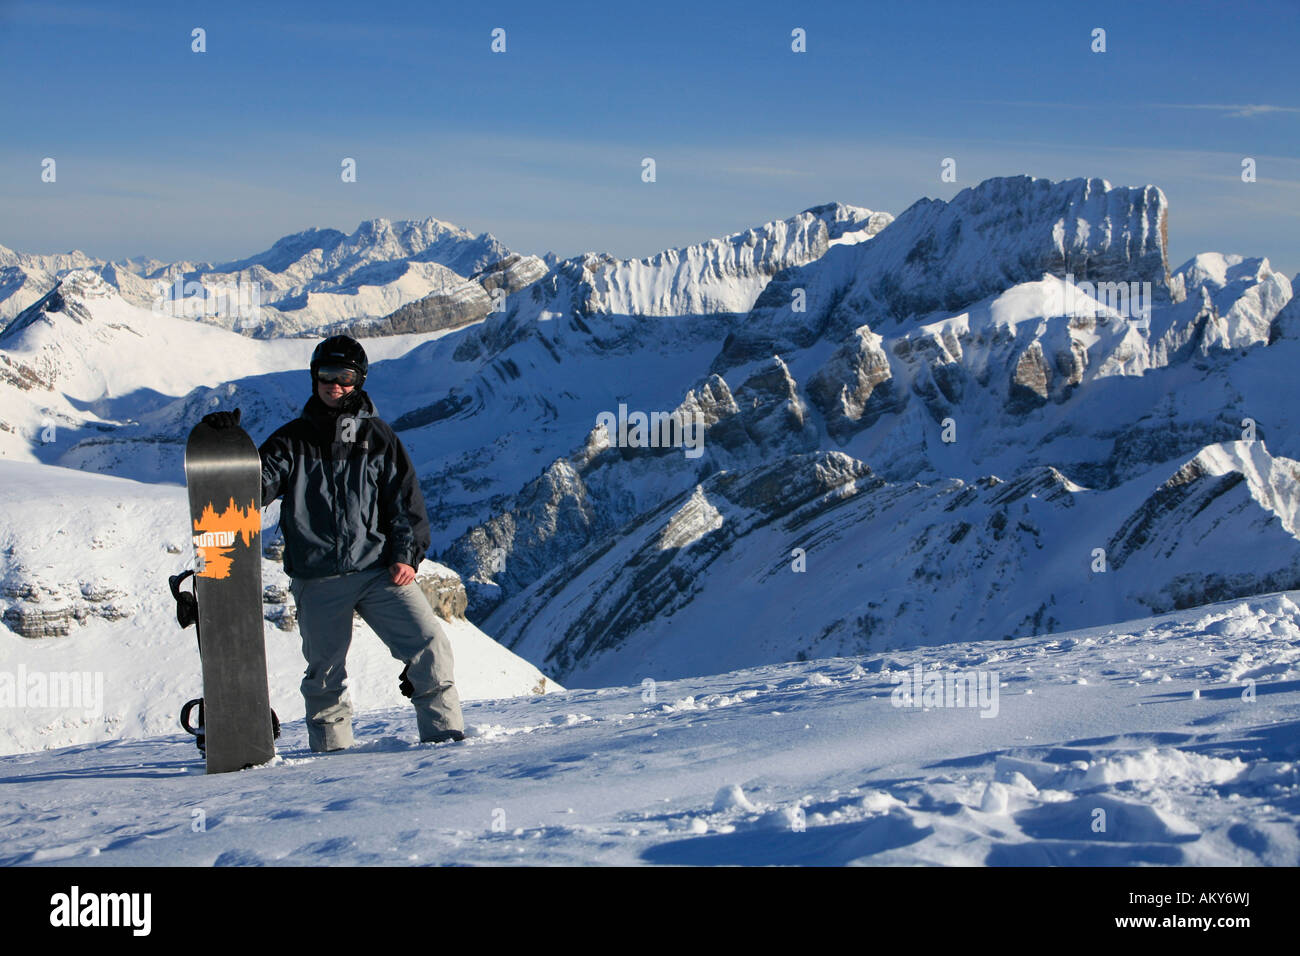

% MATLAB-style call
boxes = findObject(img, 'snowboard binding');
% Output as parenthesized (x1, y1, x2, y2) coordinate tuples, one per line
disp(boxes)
(180, 697, 206, 753)
(170, 569, 280, 757)
(170, 569, 199, 628)
(180, 696, 279, 754)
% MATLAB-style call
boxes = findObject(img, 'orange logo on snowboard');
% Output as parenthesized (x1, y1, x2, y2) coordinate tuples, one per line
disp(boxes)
(192, 498, 260, 579)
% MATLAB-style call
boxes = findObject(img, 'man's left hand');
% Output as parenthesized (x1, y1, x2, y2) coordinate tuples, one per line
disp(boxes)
(390, 563, 416, 586)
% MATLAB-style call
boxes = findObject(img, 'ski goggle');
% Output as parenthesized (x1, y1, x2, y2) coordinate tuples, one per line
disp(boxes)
(315, 365, 361, 386)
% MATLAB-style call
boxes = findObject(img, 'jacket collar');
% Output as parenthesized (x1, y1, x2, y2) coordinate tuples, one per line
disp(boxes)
(302, 389, 375, 439)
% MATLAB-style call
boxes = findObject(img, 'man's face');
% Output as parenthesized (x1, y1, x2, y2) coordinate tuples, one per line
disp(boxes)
(314, 365, 361, 408)
(316, 379, 355, 408)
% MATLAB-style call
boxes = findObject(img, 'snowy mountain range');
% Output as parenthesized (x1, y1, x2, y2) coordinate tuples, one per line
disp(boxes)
(2, 174, 1298, 764)
(0, 216, 550, 338)
(433, 176, 1299, 683)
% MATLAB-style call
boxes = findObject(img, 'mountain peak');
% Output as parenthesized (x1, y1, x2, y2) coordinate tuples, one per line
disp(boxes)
(729, 174, 1173, 362)
(1, 269, 120, 341)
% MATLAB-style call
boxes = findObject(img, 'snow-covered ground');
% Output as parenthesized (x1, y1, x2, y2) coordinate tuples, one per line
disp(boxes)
(2, 592, 1297, 866)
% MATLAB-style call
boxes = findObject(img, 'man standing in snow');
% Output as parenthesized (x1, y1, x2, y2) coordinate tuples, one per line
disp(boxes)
(203, 335, 464, 752)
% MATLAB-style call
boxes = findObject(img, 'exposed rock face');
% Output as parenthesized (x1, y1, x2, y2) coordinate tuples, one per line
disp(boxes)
(1, 204, 890, 339)
(415, 561, 470, 620)
(493, 451, 875, 675)
(0, 351, 50, 391)
(872, 175, 1171, 314)
(704, 358, 816, 460)
(673, 375, 740, 429)
(1, 554, 472, 642)
(439, 217, 1297, 634)
(804, 202, 895, 242)
(473, 253, 551, 297)
(442, 357, 821, 620)
(428, 201, 1300, 675)
(326, 253, 550, 340)
(1103, 443, 1300, 612)
(264, 604, 296, 631)
(2, 605, 75, 639)
(443, 457, 616, 619)
(2, 574, 132, 639)
(984, 465, 1081, 506)
(263, 583, 296, 631)
(808, 326, 901, 437)
(1009, 340, 1052, 412)
(330, 280, 493, 338)
(1108, 442, 1300, 570)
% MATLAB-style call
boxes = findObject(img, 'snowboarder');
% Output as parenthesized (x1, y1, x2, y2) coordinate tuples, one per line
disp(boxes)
(203, 335, 464, 752)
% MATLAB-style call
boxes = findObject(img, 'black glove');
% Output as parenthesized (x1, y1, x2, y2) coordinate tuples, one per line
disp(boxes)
(399, 664, 414, 698)
(202, 408, 242, 429)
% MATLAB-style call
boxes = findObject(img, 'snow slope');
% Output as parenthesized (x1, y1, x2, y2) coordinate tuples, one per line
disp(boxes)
(1, 592, 1296, 866)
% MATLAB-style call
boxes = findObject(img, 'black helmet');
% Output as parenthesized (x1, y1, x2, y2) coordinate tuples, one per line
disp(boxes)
(311, 335, 368, 387)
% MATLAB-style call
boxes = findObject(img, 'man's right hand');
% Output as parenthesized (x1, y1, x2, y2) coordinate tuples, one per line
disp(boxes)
(202, 409, 242, 429)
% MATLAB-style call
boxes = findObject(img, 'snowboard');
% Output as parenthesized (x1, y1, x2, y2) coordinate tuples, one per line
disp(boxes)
(184, 421, 276, 774)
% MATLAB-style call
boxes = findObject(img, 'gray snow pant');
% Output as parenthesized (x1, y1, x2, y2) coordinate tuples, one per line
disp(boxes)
(289, 566, 464, 752)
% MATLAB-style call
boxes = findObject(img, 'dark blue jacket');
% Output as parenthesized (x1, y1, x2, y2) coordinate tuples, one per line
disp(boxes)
(258, 390, 430, 579)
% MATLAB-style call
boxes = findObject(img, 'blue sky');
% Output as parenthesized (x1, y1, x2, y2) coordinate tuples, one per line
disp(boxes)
(1, 0, 1297, 277)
